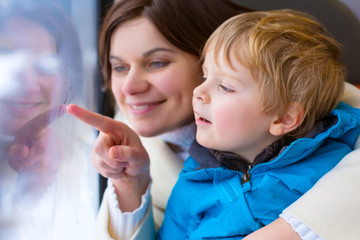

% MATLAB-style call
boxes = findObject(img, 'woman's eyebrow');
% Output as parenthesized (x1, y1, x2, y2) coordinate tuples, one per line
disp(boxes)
(109, 55, 121, 62)
(109, 47, 175, 62)
(143, 47, 175, 57)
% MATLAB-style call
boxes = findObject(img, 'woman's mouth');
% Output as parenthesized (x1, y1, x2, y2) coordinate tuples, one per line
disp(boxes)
(130, 104, 151, 110)
(128, 100, 166, 114)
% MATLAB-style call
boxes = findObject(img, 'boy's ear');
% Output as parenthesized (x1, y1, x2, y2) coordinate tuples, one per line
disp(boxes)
(270, 102, 305, 136)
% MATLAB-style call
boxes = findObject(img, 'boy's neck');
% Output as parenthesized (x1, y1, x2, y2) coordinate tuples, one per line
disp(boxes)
(210, 136, 292, 172)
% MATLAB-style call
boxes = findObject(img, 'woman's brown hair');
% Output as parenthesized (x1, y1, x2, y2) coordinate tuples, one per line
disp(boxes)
(98, 0, 251, 88)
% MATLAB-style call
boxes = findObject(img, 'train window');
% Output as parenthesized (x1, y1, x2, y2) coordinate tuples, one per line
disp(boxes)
(0, 0, 99, 239)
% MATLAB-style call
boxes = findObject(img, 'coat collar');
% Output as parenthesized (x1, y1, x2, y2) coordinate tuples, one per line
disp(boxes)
(190, 115, 338, 172)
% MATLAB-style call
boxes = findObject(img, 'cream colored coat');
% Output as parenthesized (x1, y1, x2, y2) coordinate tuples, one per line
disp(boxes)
(95, 83, 360, 240)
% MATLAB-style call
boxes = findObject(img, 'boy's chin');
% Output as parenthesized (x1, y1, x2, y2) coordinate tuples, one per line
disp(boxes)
(196, 135, 213, 149)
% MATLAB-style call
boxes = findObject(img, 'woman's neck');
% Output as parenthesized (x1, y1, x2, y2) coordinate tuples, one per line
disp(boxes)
(158, 122, 196, 161)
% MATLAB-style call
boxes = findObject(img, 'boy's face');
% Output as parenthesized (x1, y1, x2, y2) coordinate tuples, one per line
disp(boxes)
(193, 50, 279, 162)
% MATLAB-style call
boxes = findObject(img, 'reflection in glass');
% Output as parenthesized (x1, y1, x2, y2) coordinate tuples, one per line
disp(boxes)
(0, 0, 97, 239)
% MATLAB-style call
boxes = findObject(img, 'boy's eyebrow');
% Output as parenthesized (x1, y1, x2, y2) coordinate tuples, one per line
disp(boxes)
(202, 61, 240, 81)
(109, 47, 175, 61)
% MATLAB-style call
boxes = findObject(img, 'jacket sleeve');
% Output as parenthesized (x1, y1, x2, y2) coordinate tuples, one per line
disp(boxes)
(283, 148, 360, 240)
(94, 187, 156, 240)
(94, 188, 115, 240)
(130, 198, 156, 240)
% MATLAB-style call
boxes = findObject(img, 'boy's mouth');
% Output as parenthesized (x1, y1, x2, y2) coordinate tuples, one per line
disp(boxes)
(199, 117, 211, 123)
(194, 110, 212, 124)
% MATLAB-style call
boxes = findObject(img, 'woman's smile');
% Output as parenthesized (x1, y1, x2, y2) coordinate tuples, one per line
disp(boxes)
(128, 100, 166, 114)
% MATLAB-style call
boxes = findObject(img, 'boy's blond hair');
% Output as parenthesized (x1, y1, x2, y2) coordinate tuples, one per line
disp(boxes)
(203, 9, 345, 138)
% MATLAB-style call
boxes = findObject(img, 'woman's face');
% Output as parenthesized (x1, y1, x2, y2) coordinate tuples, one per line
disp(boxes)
(0, 18, 63, 135)
(109, 17, 203, 137)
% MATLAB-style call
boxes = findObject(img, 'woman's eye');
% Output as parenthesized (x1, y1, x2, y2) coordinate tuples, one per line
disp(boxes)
(149, 61, 168, 69)
(218, 84, 234, 93)
(113, 65, 128, 73)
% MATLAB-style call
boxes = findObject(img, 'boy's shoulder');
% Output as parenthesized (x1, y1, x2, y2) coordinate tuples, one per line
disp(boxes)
(334, 101, 360, 116)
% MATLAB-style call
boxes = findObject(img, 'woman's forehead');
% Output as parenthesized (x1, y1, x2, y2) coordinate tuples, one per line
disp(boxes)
(110, 17, 178, 58)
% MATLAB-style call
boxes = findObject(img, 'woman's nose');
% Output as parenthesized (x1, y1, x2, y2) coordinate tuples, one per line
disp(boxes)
(121, 68, 150, 95)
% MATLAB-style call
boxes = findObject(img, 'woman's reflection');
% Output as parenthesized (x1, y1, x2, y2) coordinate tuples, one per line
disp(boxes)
(0, 0, 95, 239)
(0, 17, 67, 196)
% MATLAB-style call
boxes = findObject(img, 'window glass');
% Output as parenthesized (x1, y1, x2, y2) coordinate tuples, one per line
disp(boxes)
(0, 0, 98, 239)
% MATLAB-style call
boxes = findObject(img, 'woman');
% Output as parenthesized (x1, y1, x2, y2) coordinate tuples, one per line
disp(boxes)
(68, 0, 360, 239)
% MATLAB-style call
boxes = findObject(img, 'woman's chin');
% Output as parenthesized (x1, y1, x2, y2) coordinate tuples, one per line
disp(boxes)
(133, 125, 160, 138)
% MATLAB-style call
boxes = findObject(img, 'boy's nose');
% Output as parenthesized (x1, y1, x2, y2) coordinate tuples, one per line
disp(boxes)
(193, 84, 210, 104)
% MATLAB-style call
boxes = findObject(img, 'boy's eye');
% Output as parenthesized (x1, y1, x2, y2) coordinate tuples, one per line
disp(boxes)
(218, 84, 234, 93)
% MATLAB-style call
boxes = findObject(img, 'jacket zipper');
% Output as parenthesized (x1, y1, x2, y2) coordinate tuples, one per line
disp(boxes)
(241, 165, 253, 184)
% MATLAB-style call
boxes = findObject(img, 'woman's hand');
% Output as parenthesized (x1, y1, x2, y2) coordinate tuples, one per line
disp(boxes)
(67, 104, 151, 212)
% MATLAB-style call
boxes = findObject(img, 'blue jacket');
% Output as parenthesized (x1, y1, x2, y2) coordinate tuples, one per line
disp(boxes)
(157, 103, 360, 240)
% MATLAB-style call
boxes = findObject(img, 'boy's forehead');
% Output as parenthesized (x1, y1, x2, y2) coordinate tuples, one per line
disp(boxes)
(203, 46, 225, 65)
(203, 50, 251, 80)
(202, 50, 220, 71)
(203, 47, 240, 73)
